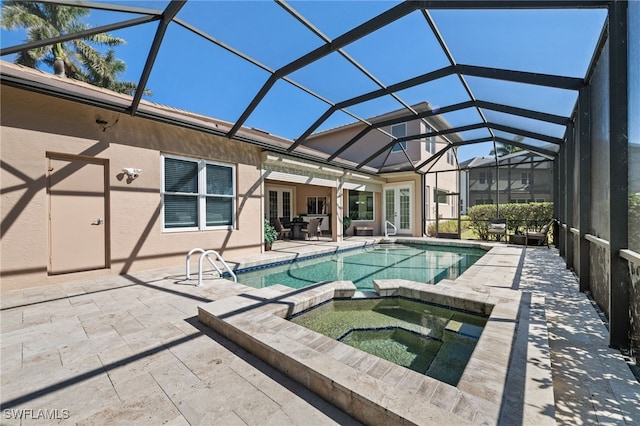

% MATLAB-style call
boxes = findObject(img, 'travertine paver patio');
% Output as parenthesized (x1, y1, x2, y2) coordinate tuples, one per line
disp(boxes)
(1, 238, 638, 424)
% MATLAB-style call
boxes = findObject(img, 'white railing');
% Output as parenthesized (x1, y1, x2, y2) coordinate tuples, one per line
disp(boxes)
(384, 220, 397, 238)
(185, 248, 237, 286)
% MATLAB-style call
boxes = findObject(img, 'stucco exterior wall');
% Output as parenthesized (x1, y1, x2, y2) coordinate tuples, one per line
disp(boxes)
(304, 125, 362, 157)
(1, 86, 263, 290)
(295, 184, 332, 218)
(589, 243, 611, 318)
(304, 115, 456, 172)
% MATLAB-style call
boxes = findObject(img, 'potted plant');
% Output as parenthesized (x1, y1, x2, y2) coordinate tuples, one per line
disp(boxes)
(292, 215, 305, 223)
(264, 219, 278, 251)
(343, 216, 352, 236)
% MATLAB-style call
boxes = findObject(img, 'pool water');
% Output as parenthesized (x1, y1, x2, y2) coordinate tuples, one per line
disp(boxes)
(236, 243, 484, 290)
(289, 298, 487, 386)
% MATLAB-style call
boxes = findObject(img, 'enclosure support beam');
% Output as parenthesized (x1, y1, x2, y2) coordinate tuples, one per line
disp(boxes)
(578, 86, 592, 293)
(553, 157, 559, 248)
(558, 145, 566, 258)
(565, 122, 575, 271)
(608, 0, 630, 351)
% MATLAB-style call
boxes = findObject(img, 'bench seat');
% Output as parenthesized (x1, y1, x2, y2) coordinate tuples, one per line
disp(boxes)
(354, 226, 373, 236)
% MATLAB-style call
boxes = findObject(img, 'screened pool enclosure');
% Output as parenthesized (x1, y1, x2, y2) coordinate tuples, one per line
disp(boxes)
(1, 0, 638, 357)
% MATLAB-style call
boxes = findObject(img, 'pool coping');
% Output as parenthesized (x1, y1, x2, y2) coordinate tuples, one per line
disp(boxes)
(198, 241, 556, 424)
(227, 237, 496, 274)
(198, 278, 523, 425)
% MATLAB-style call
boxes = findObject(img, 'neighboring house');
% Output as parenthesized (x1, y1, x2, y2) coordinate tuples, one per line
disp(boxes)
(459, 151, 554, 214)
(0, 63, 462, 290)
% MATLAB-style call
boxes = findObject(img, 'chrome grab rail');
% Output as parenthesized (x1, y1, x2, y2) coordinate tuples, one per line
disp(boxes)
(384, 220, 397, 238)
(185, 248, 237, 286)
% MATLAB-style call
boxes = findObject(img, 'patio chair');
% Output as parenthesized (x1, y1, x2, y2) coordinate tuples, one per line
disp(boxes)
(487, 218, 507, 241)
(526, 218, 556, 248)
(273, 218, 291, 240)
(305, 218, 321, 240)
(279, 217, 291, 227)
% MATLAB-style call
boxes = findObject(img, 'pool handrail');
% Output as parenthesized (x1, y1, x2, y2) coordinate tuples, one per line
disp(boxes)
(384, 220, 398, 238)
(185, 248, 237, 286)
(385, 220, 397, 238)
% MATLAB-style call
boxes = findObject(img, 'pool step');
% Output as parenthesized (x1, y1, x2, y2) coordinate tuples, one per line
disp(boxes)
(352, 290, 379, 299)
(445, 320, 483, 339)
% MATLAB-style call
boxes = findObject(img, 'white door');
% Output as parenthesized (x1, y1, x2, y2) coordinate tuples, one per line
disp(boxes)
(384, 185, 412, 234)
(267, 188, 292, 222)
(48, 156, 108, 274)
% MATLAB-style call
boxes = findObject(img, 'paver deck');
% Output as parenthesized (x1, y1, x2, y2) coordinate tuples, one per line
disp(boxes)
(1, 237, 638, 424)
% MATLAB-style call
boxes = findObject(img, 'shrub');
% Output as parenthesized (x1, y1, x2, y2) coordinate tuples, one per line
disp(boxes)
(264, 219, 278, 244)
(467, 202, 554, 240)
(427, 216, 470, 236)
(467, 205, 495, 240)
(631, 193, 640, 251)
(343, 216, 352, 230)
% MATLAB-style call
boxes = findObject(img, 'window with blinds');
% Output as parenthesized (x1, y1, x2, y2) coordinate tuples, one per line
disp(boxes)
(390, 123, 407, 153)
(162, 155, 235, 230)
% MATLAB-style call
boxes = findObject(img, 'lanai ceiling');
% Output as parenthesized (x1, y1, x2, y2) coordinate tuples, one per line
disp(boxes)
(0, 0, 609, 174)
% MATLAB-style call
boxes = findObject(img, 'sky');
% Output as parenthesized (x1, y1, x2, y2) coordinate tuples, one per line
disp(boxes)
(0, 1, 608, 162)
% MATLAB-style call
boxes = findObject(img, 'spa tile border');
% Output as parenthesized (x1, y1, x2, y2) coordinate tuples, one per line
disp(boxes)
(198, 279, 521, 425)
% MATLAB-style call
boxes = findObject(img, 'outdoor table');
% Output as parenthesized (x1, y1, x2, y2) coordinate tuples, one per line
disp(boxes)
(290, 222, 306, 240)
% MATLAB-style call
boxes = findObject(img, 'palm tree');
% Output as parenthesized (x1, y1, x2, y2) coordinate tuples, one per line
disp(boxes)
(490, 136, 524, 157)
(1, 2, 145, 95)
(82, 49, 148, 96)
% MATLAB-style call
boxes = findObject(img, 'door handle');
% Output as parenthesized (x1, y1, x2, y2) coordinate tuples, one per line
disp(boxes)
(92, 218, 104, 225)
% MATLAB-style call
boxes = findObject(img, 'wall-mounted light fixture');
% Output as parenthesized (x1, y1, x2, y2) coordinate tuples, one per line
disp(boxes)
(95, 116, 119, 132)
(95, 118, 108, 132)
(122, 168, 142, 179)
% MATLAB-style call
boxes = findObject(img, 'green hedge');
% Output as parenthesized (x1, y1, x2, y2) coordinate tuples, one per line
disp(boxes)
(427, 216, 470, 236)
(631, 193, 640, 252)
(467, 202, 554, 240)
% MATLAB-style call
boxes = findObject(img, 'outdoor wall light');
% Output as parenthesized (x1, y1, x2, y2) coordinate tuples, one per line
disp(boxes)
(95, 118, 109, 132)
(122, 168, 142, 179)
(95, 116, 119, 132)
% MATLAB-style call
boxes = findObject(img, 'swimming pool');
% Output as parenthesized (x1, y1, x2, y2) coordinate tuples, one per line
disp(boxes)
(236, 243, 485, 290)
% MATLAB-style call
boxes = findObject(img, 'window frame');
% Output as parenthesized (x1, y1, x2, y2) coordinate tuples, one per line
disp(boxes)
(161, 153, 236, 232)
(390, 123, 407, 153)
(446, 149, 455, 165)
(348, 190, 375, 221)
(306, 196, 328, 215)
(479, 171, 494, 185)
(423, 124, 436, 154)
